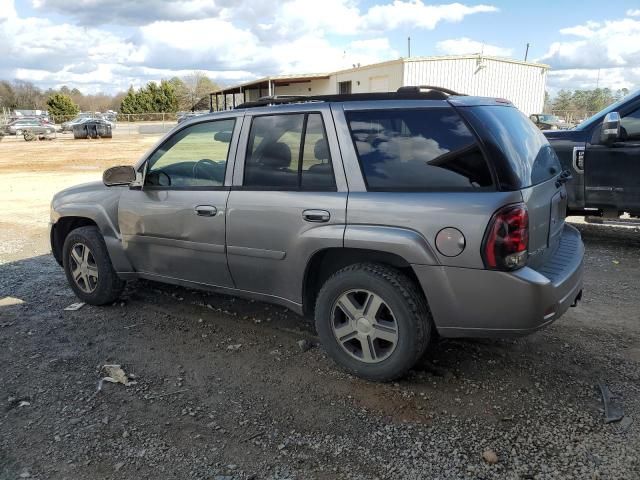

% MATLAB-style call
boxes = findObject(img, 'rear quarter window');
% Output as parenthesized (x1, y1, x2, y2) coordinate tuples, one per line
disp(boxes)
(460, 106, 562, 188)
(346, 108, 494, 191)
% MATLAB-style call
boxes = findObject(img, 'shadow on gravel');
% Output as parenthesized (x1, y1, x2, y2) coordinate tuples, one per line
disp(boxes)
(573, 221, 640, 248)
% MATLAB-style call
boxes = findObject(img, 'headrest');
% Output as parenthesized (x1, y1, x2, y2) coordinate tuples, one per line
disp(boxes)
(261, 142, 291, 168)
(314, 138, 329, 161)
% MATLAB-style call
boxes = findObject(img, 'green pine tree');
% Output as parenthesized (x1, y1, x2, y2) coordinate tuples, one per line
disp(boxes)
(46, 93, 80, 117)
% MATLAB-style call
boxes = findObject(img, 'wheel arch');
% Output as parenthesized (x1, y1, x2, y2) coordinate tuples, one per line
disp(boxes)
(51, 207, 133, 272)
(301, 247, 425, 318)
(51, 216, 98, 266)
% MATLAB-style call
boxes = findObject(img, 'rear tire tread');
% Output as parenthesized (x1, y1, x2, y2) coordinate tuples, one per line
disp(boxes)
(315, 262, 432, 382)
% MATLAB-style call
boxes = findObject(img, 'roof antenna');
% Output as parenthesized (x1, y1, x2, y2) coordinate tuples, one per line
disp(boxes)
(524, 42, 531, 61)
(408, 36, 411, 58)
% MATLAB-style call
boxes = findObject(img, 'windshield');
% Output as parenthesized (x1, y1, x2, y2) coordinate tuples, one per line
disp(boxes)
(539, 115, 560, 122)
(575, 88, 639, 130)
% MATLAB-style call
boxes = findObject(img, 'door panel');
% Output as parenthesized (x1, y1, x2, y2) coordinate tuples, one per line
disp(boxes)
(585, 107, 640, 212)
(118, 116, 241, 288)
(119, 189, 233, 287)
(226, 106, 347, 304)
(585, 145, 640, 212)
(226, 191, 347, 301)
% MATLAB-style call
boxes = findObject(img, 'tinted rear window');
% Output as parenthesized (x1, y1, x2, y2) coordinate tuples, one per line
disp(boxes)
(462, 106, 562, 188)
(346, 108, 494, 191)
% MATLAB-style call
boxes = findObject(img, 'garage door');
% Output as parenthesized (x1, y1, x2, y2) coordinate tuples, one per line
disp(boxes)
(369, 76, 389, 92)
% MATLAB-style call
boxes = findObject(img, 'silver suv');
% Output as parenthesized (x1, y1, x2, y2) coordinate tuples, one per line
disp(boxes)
(50, 88, 584, 381)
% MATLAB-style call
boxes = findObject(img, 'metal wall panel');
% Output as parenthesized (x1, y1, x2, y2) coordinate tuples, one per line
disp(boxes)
(403, 57, 547, 115)
(332, 62, 404, 94)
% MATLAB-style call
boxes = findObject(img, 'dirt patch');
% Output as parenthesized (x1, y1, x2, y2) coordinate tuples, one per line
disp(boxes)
(0, 132, 157, 174)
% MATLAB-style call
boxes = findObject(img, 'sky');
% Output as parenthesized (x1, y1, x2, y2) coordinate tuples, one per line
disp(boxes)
(0, 0, 639, 95)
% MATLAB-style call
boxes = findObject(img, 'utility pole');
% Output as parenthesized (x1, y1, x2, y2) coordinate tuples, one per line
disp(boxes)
(524, 43, 530, 62)
(407, 36, 411, 58)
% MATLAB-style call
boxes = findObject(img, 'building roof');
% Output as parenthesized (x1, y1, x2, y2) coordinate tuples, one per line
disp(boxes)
(212, 54, 549, 95)
(212, 73, 331, 95)
(403, 54, 550, 69)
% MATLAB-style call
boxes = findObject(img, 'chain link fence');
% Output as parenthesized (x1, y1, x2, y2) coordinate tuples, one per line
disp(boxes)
(549, 110, 598, 125)
(44, 112, 186, 136)
(49, 112, 181, 124)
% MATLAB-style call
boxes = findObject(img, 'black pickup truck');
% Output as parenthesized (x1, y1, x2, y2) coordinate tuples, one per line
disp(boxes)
(544, 89, 640, 218)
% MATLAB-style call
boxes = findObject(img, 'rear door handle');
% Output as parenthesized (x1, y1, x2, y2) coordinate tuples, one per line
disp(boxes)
(303, 209, 330, 222)
(195, 205, 217, 217)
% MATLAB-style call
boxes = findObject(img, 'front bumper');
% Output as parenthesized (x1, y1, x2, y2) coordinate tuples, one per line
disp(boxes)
(414, 224, 584, 337)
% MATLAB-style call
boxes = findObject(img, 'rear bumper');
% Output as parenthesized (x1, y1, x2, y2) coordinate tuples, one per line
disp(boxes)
(414, 224, 584, 337)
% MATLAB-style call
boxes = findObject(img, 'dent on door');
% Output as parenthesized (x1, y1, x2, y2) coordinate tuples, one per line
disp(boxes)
(118, 189, 232, 286)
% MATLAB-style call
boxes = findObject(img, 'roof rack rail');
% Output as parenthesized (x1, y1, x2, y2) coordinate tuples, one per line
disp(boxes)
(396, 85, 463, 96)
(237, 95, 318, 109)
(236, 87, 466, 109)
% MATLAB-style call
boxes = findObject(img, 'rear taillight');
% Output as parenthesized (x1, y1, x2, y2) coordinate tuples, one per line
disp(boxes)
(482, 203, 529, 271)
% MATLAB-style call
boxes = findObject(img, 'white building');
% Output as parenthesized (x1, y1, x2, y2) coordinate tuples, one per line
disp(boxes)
(211, 55, 549, 116)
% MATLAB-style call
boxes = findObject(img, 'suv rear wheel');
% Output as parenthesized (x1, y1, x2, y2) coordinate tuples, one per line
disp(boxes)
(315, 263, 432, 381)
(62, 226, 125, 305)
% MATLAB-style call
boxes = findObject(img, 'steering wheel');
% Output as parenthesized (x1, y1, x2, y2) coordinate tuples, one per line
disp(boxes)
(193, 159, 219, 180)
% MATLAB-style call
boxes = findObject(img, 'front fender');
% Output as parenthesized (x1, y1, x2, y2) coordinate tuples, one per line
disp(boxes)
(53, 203, 119, 240)
(50, 184, 134, 272)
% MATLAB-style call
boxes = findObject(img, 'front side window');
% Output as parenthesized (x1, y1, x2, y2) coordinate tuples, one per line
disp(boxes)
(346, 108, 494, 191)
(145, 118, 235, 188)
(244, 113, 336, 190)
(621, 107, 640, 141)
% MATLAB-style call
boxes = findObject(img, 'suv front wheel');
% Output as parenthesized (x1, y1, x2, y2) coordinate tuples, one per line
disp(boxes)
(315, 263, 432, 381)
(62, 226, 125, 305)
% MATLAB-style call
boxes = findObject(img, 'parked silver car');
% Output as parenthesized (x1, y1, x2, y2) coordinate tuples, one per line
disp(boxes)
(50, 88, 584, 381)
(5, 118, 56, 136)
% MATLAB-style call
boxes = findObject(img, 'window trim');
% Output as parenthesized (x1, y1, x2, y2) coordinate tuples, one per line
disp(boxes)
(241, 111, 338, 192)
(141, 117, 237, 191)
(345, 107, 496, 193)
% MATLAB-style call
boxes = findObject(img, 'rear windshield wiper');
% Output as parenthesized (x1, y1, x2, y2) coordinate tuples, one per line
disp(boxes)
(556, 169, 573, 188)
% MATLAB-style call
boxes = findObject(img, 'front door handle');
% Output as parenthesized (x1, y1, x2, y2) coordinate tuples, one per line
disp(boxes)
(303, 209, 330, 222)
(195, 205, 217, 217)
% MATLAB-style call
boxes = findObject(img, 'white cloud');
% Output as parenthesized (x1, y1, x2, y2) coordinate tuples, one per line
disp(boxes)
(436, 37, 513, 56)
(139, 16, 398, 74)
(547, 67, 640, 93)
(627, 9, 640, 17)
(362, 1, 497, 30)
(540, 15, 640, 92)
(539, 18, 640, 70)
(3, 0, 497, 94)
(0, 0, 16, 20)
(236, 0, 498, 41)
(269, 0, 362, 37)
(31, 0, 223, 25)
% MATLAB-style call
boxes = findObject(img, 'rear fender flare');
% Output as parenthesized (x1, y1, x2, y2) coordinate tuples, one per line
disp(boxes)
(343, 225, 440, 266)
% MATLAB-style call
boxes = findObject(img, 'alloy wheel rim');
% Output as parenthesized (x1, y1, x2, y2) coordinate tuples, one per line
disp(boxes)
(331, 289, 399, 364)
(70, 243, 99, 293)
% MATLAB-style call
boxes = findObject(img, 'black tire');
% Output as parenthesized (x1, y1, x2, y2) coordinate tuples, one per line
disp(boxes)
(62, 226, 125, 305)
(315, 263, 432, 382)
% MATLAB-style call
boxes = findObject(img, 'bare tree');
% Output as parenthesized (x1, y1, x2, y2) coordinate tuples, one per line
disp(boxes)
(181, 71, 219, 111)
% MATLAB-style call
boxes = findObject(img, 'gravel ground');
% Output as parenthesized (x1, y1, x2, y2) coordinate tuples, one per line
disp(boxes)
(0, 219, 638, 480)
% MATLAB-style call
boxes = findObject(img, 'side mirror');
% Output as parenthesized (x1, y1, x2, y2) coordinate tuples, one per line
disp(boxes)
(600, 112, 621, 144)
(103, 165, 136, 186)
